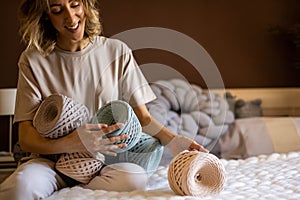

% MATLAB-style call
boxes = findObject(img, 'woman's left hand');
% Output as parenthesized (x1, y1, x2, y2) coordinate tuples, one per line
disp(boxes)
(166, 134, 209, 156)
(188, 139, 209, 153)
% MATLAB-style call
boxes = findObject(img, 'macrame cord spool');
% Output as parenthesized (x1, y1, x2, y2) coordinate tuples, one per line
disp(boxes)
(95, 101, 163, 175)
(94, 100, 142, 153)
(168, 150, 226, 197)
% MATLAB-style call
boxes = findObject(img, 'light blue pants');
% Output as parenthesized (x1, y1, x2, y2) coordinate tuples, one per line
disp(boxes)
(0, 157, 148, 200)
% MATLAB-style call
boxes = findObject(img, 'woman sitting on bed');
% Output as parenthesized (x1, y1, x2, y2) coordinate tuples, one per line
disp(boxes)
(0, 0, 208, 199)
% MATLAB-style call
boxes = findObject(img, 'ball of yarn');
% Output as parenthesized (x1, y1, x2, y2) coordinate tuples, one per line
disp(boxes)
(168, 150, 226, 197)
(33, 94, 89, 138)
(95, 100, 142, 153)
(117, 132, 163, 176)
(33, 94, 103, 184)
(55, 152, 104, 184)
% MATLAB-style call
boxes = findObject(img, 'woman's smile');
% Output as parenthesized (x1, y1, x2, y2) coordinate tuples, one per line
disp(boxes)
(48, 0, 86, 51)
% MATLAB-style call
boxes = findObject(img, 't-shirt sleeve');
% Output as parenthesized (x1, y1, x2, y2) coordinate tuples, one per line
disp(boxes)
(14, 53, 42, 123)
(120, 47, 156, 108)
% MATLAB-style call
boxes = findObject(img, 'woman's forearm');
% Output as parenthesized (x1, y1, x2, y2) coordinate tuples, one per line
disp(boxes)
(134, 104, 208, 154)
(18, 121, 86, 154)
(133, 105, 175, 146)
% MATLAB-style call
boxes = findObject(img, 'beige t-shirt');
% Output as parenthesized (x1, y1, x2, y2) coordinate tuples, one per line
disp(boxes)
(14, 36, 156, 122)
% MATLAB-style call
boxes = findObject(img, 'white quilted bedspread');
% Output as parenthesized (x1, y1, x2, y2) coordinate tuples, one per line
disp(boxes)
(45, 152, 300, 200)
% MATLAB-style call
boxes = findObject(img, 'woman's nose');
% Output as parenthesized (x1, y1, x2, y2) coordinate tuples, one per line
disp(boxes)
(64, 7, 76, 24)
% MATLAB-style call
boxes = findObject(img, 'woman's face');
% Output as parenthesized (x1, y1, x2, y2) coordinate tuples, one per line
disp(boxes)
(48, 0, 86, 47)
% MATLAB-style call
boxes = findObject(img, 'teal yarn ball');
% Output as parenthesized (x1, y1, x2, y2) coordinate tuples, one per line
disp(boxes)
(94, 100, 142, 153)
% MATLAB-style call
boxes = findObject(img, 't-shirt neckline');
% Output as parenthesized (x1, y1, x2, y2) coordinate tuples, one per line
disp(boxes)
(54, 38, 96, 56)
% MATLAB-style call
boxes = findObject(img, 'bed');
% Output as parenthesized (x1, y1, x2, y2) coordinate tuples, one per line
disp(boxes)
(45, 151, 300, 200)
(44, 79, 300, 200)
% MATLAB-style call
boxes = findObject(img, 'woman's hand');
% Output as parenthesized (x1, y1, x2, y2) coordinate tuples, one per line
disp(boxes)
(166, 134, 209, 156)
(133, 104, 209, 156)
(76, 123, 129, 157)
(188, 139, 209, 153)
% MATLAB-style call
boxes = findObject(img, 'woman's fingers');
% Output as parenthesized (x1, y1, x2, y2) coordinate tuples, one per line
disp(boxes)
(84, 123, 124, 134)
(94, 134, 129, 146)
(100, 123, 124, 134)
(93, 143, 128, 157)
(188, 142, 209, 153)
(107, 134, 129, 143)
(83, 123, 108, 130)
(77, 123, 129, 156)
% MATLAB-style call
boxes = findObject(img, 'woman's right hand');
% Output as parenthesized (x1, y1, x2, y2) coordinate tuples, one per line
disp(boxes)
(76, 123, 129, 157)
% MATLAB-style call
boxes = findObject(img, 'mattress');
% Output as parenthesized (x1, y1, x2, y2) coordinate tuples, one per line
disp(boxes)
(45, 151, 300, 200)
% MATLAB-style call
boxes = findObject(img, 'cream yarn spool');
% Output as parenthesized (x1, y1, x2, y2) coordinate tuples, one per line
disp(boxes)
(168, 150, 226, 197)
(33, 94, 89, 138)
(55, 152, 104, 184)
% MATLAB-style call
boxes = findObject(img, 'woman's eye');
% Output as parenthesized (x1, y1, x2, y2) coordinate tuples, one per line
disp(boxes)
(71, 2, 80, 8)
(51, 8, 62, 14)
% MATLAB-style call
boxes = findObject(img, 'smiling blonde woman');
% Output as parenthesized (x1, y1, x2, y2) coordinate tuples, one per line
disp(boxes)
(0, 0, 207, 200)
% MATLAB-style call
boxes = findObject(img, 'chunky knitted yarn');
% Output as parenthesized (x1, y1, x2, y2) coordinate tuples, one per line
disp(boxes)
(94, 100, 142, 153)
(33, 94, 103, 184)
(146, 78, 235, 151)
(33, 94, 89, 138)
(168, 150, 226, 197)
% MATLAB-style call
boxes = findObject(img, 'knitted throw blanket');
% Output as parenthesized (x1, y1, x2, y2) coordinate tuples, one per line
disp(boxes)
(146, 78, 235, 151)
(168, 150, 226, 197)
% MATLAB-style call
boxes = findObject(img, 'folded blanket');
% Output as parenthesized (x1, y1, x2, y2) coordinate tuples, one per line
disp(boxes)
(168, 150, 226, 197)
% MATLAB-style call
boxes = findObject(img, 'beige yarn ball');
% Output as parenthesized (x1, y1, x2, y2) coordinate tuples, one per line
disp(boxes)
(55, 152, 104, 184)
(33, 94, 89, 138)
(168, 150, 226, 197)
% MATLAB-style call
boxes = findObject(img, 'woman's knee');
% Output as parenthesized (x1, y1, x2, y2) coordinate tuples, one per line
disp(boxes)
(86, 162, 148, 191)
(0, 158, 65, 200)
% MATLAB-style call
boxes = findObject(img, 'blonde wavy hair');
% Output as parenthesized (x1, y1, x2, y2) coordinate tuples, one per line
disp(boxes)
(18, 0, 103, 56)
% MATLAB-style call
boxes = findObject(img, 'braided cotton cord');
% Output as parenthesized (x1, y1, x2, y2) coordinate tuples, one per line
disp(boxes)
(97, 101, 163, 176)
(33, 94, 104, 184)
(96, 100, 163, 175)
(118, 132, 164, 176)
(168, 150, 226, 197)
(55, 152, 103, 184)
(95, 100, 142, 153)
(33, 94, 89, 138)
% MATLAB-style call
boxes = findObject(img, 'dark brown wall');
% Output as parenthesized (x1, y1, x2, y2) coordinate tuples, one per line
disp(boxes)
(99, 0, 300, 88)
(1, 1, 300, 89)
(0, 1, 21, 89)
(0, 2, 20, 151)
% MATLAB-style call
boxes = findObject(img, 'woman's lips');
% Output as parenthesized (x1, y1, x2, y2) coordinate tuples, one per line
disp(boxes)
(65, 23, 79, 31)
